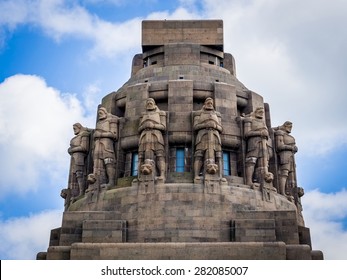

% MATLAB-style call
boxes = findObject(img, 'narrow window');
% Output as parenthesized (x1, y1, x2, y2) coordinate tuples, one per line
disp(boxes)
(176, 148, 185, 172)
(131, 152, 138, 176)
(223, 151, 231, 176)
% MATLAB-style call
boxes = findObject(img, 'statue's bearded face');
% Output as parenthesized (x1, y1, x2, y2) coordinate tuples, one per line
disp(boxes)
(73, 125, 81, 135)
(255, 108, 264, 119)
(284, 124, 292, 133)
(146, 99, 156, 110)
(98, 109, 107, 120)
(204, 99, 214, 110)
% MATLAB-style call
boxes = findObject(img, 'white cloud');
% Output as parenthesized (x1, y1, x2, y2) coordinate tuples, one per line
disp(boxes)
(82, 82, 103, 114)
(0, 0, 30, 27)
(303, 189, 347, 259)
(90, 17, 141, 58)
(0, 0, 142, 58)
(0, 74, 92, 197)
(0, 209, 62, 260)
(81, 0, 123, 5)
(0, 0, 201, 59)
(146, 7, 199, 21)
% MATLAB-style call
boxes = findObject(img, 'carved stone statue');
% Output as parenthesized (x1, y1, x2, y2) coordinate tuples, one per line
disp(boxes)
(90, 107, 119, 189)
(243, 107, 273, 186)
(274, 121, 298, 195)
(193, 97, 223, 181)
(296, 186, 305, 225)
(67, 123, 90, 197)
(138, 98, 167, 181)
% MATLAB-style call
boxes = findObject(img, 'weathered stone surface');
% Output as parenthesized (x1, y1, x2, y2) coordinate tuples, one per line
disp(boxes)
(54, 184, 300, 246)
(233, 219, 276, 242)
(46, 246, 71, 260)
(142, 20, 223, 51)
(82, 220, 127, 243)
(70, 242, 287, 260)
(286, 245, 312, 260)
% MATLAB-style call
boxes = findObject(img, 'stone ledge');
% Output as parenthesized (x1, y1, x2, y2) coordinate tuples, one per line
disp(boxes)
(70, 242, 288, 260)
(46, 246, 71, 260)
(82, 220, 127, 243)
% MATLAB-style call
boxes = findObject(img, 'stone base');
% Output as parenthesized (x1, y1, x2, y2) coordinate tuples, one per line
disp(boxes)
(38, 183, 323, 260)
(43, 242, 319, 260)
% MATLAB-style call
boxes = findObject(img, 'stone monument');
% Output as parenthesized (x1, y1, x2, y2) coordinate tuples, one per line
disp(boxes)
(37, 20, 323, 260)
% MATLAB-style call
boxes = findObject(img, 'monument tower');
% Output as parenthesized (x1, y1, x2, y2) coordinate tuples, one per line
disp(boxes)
(38, 20, 323, 260)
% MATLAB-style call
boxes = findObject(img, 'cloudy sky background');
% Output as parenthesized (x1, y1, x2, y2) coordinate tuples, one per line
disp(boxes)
(0, 0, 347, 260)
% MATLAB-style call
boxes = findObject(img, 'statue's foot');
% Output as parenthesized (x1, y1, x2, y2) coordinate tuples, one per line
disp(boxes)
(194, 176, 202, 184)
(156, 176, 165, 181)
(251, 182, 260, 189)
(101, 183, 113, 190)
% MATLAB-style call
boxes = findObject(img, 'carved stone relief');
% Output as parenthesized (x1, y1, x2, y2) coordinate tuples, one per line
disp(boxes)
(243, 107, 274, 188)
(274, 121, 298, 196)
(67, 122, 91, 196)
(61, 123, 91, 208)
(193, 97, 224, 186)
(138, 98, 167, 183)
(88, 107, 119, 190)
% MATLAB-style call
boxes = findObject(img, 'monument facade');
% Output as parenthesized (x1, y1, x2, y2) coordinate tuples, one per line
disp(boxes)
(37, 20, 323, 260)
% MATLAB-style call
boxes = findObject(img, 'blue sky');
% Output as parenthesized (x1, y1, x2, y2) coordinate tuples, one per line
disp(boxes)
(0, 0, 347, 260)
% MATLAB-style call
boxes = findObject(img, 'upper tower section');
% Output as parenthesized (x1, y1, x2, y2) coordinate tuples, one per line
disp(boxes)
(142, 20, 224, 52)
(130, 20, 235, 78)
